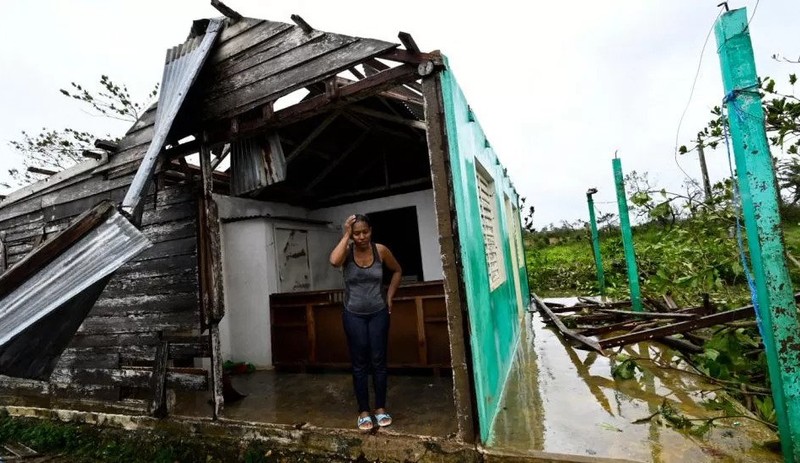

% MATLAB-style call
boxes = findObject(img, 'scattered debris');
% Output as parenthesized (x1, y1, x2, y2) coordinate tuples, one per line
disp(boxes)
(532, 293, 800, 353)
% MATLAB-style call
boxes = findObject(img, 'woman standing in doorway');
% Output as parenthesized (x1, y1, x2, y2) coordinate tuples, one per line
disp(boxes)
(329, 214, 402, 431)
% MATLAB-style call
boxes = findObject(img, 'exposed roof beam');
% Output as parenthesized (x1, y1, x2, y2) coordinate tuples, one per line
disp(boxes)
(210, 145, 230, 170)
(347, 106, 426, 130)
(82, 150, 105, 160)
(397, 32, 421, 54)
(221, 63, 426, 143)
(285, 111, 340, 164)
(27, 166, 58, 176)
(164, 139, 201, 161)
(379, 48, 442, 66)
(280, 137, 334, 160)
(341, 111, 370, 130)
(325, 76, 422, 106)
(364, 59, 423, 94)
(349, 66, 366, 80)
(210, 0, 242, 21)
(305, 129, 371, 192)
(316, 178, 431, 206)
(290, 14, 313, 33)
(94, 139, 119, 152)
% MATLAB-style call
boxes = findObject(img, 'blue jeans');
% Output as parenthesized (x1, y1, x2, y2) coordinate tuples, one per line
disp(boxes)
(342, 308, 390, 413)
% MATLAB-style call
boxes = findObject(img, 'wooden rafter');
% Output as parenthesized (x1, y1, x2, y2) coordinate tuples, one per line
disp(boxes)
(317, 178, 430, 206)
(379, 48, 441, 65)
(397, 32, 421, 54)
(220, 63, 425, 143)
(285, 111, 340, 164)
(210, 0, 242, 21)
(280, 138, 333, 160)
(346, 76, 422, 105)
(364, 59, 423, 93)
(210, 145, 230, 170)
(349, 66, 366, 80)
(165, 140, 201, 161)
(347, 105, 426, 130)
(341, 111, 370, 130)
(290, 14, 313, 33)
(304, 129, 371, 192)
(27, 166, 58, 176)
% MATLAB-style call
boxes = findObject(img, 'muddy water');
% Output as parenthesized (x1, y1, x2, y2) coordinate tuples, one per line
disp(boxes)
(489, 298, 782, 462)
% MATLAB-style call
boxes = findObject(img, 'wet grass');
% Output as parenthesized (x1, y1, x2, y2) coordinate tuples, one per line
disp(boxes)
(0, 411, 357, 463)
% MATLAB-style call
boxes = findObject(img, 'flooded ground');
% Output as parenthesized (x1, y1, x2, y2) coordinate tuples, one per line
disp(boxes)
(489, 298, 782, 462)
(174, 369, 458, 436)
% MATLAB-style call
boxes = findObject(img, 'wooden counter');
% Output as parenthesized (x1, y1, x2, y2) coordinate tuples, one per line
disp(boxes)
(269, 281, 451, 370)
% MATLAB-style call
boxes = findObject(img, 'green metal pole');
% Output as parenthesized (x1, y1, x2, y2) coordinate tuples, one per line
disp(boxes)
(586, 191, 605, 295)
(612, 157, 643, 312)
(716, 9, 800, 462)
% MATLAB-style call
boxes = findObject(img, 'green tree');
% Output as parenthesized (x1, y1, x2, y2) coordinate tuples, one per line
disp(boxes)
(4, 76, 157, 189)
(680, 72, 800, 202)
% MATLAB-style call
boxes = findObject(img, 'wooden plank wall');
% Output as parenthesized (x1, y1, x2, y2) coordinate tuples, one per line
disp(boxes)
(0, 138, 206, 405)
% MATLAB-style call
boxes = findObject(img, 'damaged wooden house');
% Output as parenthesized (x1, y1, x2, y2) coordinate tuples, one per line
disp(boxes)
(0, 6, 529, 448)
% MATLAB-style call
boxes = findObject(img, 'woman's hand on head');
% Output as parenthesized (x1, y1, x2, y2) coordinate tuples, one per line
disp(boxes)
(343, 215, 356, 238)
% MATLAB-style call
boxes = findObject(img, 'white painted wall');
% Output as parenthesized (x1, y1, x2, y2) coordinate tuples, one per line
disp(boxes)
(219, 219, 274, 368)
(306, 228, 345, 290)
(215, 195, 343, 366)
(310, 189, 443, 281)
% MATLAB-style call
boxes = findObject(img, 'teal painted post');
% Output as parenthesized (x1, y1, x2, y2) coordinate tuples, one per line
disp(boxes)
(612, 158, 642, 312)
(586, 191, 605, 295)
(716, 9, 800, 462)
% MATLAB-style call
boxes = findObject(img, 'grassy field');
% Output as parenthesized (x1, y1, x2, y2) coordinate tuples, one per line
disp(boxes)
(525, 219, 800, 308)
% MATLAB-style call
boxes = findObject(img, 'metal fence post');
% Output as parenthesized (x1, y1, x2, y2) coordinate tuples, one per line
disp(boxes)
(586, 189, 605, 295)
(716, 8, 800, 461)
(612, 157, 642, 312)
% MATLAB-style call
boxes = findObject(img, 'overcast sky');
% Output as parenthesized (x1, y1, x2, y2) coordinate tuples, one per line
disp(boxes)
(1, 0, 798, 228)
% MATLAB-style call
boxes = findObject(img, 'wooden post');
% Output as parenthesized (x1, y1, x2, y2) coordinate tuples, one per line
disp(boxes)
(199, 135, 226, 418)
(415, 297, 428, 365)
(149, 338, 169, 418)
(696, 135, 713, 203)
(422, 73, 477, 443)
(210, 324, 224, 418)
(716, 9, 800, 461)
(612, 157, 643, 312)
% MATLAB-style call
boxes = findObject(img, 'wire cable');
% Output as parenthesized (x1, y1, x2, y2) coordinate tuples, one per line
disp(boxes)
(746, 0, 761, 30)
(673, 10, 723, 188)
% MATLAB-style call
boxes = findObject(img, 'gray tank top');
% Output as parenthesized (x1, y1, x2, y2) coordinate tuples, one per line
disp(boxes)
(343, 243, 386, 314)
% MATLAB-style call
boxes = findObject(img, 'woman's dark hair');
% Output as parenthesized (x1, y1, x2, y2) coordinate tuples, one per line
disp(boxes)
(353, 214, 371, 227)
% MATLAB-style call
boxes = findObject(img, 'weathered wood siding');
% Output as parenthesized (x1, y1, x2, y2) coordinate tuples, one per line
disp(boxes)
(0, 143, 205, 404)
(195, 18, 396, 120)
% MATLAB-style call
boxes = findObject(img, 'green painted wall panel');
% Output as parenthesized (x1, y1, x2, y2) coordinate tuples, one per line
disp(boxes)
(440, 67, 530, 443)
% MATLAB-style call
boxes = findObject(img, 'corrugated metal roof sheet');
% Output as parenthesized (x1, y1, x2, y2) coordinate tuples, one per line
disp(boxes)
(122, 18, 223, 221)
(230, 133, 286, 196)
(0, 276, 112, 380)
(0, 211, 151, 347)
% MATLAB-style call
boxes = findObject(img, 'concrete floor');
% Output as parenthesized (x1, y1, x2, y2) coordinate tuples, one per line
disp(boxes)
(489, 302, 783, 462)
(174, 370, 458, 437)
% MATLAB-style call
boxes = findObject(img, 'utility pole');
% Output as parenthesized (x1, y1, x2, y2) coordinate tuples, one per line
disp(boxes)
(612, 157, 643, 312)
(586, 188, 605, 295)
(696, 135, 713, 203)
(716, 8, 800, 462)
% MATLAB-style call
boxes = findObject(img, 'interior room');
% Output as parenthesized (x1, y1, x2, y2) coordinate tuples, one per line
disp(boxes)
(174, 91, 459, 435)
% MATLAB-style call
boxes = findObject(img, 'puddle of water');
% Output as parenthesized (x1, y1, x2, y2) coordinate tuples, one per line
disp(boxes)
(489, 298, 782, 462)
